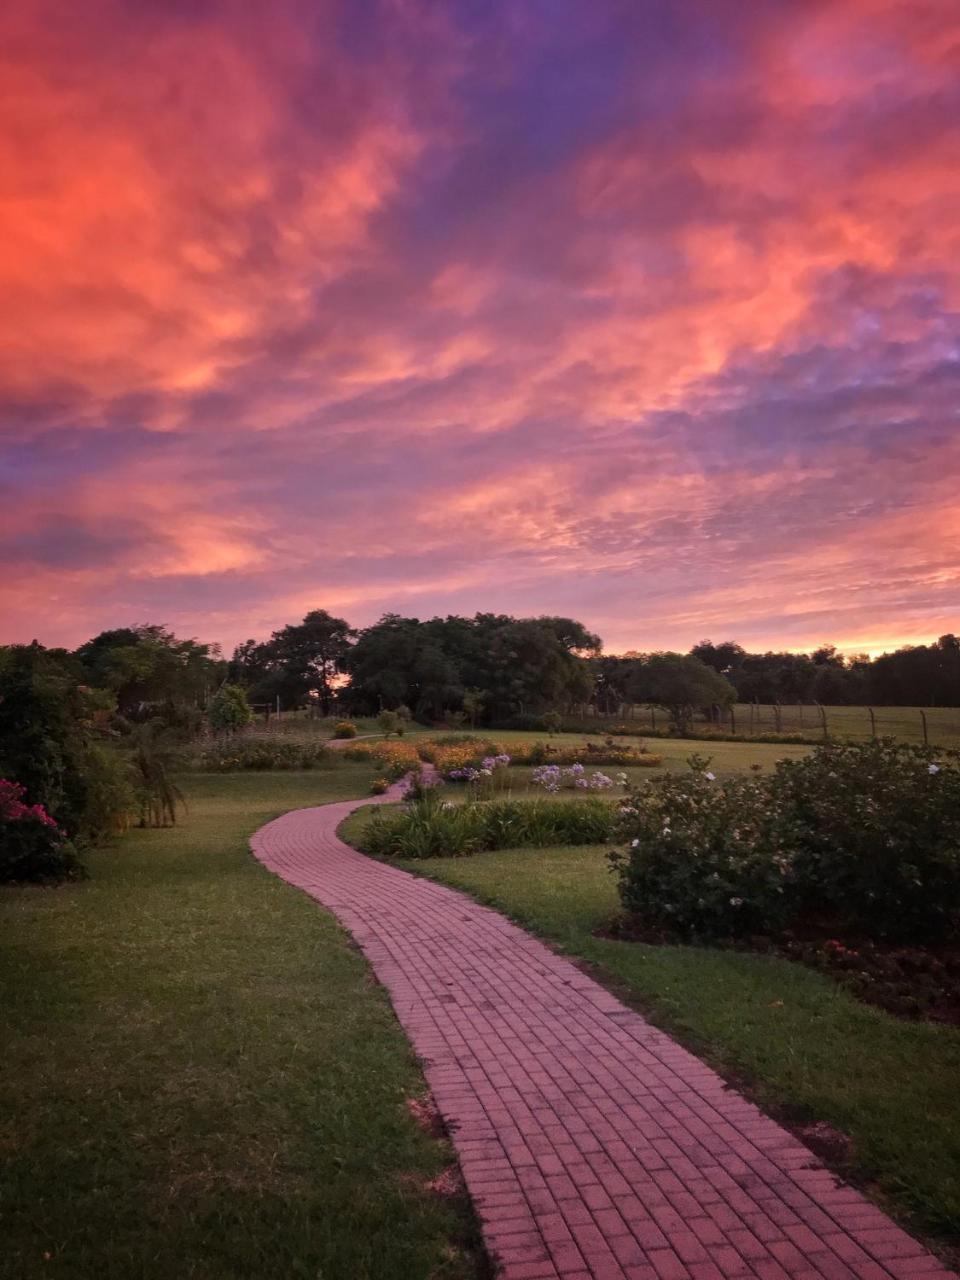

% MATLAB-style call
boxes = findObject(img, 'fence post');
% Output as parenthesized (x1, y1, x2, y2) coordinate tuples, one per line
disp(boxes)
(868, 707, 876, 739)
(773, 702, 782, 732)
(814, 701, 828, 740)
(920, 708, 929, 745)
(749, 702, 755, 733)
(798, 703, 804, 726)
(650, 706, 656, 731)
(730, 704, 736, 734)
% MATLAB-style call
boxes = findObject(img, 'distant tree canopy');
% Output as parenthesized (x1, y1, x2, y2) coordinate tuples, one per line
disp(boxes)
(342, 613, 600, 720)
(690, 634, 960, 708)
(230, 609, 354, 714)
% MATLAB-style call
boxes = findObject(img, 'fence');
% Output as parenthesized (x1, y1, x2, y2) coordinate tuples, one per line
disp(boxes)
(570, 702, 960, 748)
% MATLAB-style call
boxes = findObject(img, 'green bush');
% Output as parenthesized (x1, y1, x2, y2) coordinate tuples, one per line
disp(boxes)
(208, 683, 254, 732)
(333, 720, 358, 739)
(611, 757, 795, 937)
(360, 787, 614, 859)
(613, 742, 960, 942)
(193, 737, 333, 771)
(776, 739, 960, 941)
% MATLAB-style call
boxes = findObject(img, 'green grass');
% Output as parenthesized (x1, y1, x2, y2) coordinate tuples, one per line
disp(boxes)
(0, 767, 481, 1280)
(340, 810, 960, 1251)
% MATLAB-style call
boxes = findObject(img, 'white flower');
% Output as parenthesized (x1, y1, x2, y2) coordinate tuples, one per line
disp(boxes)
(631, 838, 640, 848)
(729, 897, 743, 907)
(704, 771, 716, 781)
(929, 763, 940, 775)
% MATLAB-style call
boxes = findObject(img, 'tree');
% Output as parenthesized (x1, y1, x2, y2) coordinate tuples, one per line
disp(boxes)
(76, 624, 222, 720)
(235, 610, 354, 713)
(690, 640, 746, 675)
(630, 653, 736, 733)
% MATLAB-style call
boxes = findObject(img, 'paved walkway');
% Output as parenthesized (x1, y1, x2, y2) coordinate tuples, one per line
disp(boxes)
(251, 788, 955, 1280)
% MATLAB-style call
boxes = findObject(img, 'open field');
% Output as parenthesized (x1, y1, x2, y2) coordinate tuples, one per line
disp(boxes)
(335, 815, 960, 1254)
(0, 768, 481, 1280)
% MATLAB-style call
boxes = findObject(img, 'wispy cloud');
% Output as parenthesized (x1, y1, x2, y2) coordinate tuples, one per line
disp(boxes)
(2, 0, 958, 653)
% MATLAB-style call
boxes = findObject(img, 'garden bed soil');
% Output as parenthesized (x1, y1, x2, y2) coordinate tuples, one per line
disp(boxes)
(601, 915, 960, 1025)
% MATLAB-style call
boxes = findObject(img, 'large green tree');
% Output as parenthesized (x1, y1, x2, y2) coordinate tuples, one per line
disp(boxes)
(232, 610, 354, 714)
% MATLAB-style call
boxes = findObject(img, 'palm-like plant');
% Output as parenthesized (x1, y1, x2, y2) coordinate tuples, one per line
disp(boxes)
(130, 721, 184, 827)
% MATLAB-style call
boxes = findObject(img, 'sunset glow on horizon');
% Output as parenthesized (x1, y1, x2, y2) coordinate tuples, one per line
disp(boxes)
(2, 0, 959, 657)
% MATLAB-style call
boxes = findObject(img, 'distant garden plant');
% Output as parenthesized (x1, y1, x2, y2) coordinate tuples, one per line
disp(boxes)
(332, 720, 358, 739)
(612, 741, 960, 943)
(194, 737, 333, 771)
(208, 683, 254, 732)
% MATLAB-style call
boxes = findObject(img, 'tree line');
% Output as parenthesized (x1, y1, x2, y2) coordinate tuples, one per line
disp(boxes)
(3, 617, 959, 743)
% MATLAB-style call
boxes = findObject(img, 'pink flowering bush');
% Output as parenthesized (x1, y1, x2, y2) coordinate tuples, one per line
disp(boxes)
(0, 780, 83, 882)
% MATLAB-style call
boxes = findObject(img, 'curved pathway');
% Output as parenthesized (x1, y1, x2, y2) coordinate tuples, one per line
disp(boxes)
(251, 789, 955, 1280)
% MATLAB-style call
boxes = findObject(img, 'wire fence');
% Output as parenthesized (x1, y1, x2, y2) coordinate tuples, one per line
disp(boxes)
(582, 703, 960, 748)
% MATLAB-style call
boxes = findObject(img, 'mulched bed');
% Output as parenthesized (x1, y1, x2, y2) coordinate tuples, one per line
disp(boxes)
(601, 915, 960, 1025)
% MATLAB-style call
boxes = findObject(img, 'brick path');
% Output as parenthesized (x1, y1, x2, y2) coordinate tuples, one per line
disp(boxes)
(251, 788, 955, 1280)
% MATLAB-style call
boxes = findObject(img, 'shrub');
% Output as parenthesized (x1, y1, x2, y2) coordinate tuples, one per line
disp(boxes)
(377, 710, 401, 737)
(0, 780, 84, 883)
(542, 711, 562, 735)
(370, 778, 390, 795)
(775, 740, 960, 941)
(333, 720, 358, 739)
(208, 683, 254, 732)
(360, 788, 615, 858)
(611, 758, 795, 938)
(531, 763, 619, 792)
(612, 742, 960, 943)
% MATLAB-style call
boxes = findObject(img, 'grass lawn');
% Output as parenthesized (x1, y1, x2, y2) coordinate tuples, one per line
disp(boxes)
(339, 809, 960, 1254)
(0, 767, 482, 1280)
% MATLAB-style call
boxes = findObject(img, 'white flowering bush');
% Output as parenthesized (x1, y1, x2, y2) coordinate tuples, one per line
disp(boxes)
(775, 739, 960, 941)
(612, 742, 960, 941)
(611, 755, 796, 937)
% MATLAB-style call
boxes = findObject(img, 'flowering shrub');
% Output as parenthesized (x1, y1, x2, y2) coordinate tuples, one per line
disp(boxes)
(0, 780, 83, 882)
(447, 752, 511, 788)
(370, 777, 391, 795)
(775, 739, 960, 941)
(531, 763, 618, 792)
(332, 720, 358, 739)
(611, 758, 795, 938)
(360, 787, 615, 859)
(613, 742, 960, 942)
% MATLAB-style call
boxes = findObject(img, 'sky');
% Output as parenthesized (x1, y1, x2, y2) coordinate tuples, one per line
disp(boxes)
(2, 0, 959, 658)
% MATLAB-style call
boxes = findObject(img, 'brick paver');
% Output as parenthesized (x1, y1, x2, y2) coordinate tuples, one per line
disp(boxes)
(251, 787, 955, 1280)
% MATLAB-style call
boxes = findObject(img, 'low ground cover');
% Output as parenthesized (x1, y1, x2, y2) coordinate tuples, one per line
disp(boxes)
(0, 768, 481, 1280)
(351, 838, 960, 1253)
